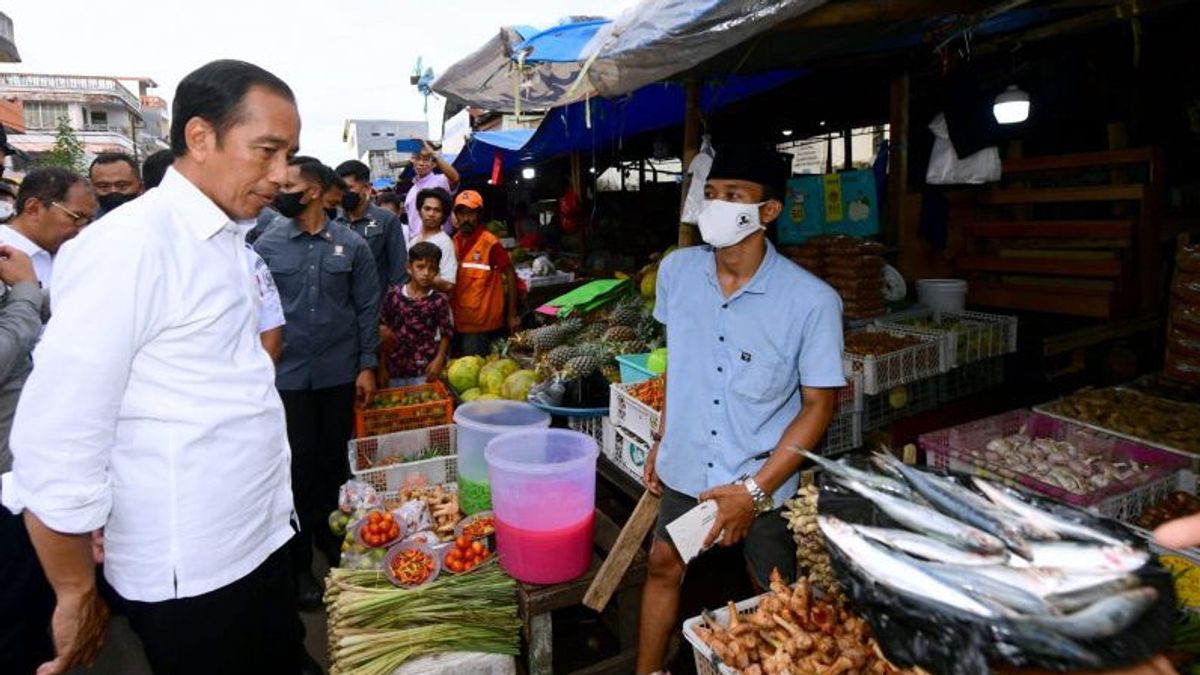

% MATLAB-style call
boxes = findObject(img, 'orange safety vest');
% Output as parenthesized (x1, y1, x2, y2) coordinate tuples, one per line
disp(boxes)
(453, 229, 505, 333)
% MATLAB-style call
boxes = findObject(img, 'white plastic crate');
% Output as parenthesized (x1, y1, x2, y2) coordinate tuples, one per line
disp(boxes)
(609, 382, 661, 445)
(877, 309, 1017, 367)
(682, 592, 761, 675)
(603, 422, 651, 485)
(567, 414, 607, 444)
(815, 408, 862, 456)
(843, 326, 947, 395)
(863, 377, 940, 433)
(347, 424, 457, 493)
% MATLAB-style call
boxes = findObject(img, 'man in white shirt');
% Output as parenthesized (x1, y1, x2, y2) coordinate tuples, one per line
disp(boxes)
(408, 186, 457, 295)
(3, 60, 307, 675)
(0, 168, 95, 291)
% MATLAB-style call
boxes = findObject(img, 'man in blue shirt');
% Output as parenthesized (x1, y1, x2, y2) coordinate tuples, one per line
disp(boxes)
(637, 145, 845, 675)
(254, 156, 380, 609)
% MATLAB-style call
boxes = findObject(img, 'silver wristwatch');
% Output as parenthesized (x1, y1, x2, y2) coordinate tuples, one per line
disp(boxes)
(737, 474, 773, 515)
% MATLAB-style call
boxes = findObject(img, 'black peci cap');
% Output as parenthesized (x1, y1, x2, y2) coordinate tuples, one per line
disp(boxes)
(707, 144, 792, 195)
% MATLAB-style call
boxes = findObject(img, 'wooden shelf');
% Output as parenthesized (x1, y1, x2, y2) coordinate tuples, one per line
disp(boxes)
(957, 255, 1122, 277)
(1003, 148, 1156, 174)
(965, 220, 1133, 240)
(969, 281, 1113, 318)
(978, 184, 1146, 205)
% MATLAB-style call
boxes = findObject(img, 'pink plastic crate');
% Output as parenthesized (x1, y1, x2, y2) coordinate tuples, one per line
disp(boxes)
(919, 409, 1187, 509)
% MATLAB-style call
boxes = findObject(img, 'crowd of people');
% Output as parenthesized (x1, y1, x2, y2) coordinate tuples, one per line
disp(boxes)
(0, 59, 526, 675)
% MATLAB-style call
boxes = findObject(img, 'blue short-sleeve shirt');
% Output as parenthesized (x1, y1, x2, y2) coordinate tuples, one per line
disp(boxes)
(653, 240, 845, 507)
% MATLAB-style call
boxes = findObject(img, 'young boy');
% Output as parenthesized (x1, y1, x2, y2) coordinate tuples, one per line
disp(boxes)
(381, 241, 454, 387)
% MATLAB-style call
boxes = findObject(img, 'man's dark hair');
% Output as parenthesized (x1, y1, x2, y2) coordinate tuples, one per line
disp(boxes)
(408, 241, 442, 266)
(331, 174, 348, 192)
(416, 187, 451, 218)
(170, 59, 295, 158)
(376, 191, 402, 209)
(335, 160, 371, 185)
(141, 149, 174, 189)
(288, 156, 335, 192)
(89, 152, 140, 180)
(15, 167, 86, 216)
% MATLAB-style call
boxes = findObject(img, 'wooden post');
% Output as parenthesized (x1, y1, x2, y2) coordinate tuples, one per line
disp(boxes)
(582, 491, 660, 612)
(679, 78, 702, 247)
(842, 127, 853, 170)
(886, 70, 910, 248)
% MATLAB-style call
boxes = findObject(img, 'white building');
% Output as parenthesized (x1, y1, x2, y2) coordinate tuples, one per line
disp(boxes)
(0, 72, 168, 164)
(342, 119, 427, 180)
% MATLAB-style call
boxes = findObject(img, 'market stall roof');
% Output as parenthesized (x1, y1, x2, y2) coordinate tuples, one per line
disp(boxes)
(432, 0, 825, 113)
(450, 69, 802, 178)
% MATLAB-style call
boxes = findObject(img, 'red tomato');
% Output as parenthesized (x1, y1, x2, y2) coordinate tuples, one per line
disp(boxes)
(471, 541, 485, 555)
(455, 535, 470, 550)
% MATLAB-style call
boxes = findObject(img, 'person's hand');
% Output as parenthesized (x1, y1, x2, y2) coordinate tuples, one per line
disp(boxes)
(698, 483, 756, 549)
(1154, 512, 1200, 550)
(421, 141, 439, 159)
(355, 369, 377, 408)
(90, 529, 104, 565)
(37, 587, 110, 675)
(425, 357, 445, 382)
(643, 441, 662, 497)
(379, 325, 398, 354)
(507, 314, 522, 334)
(0, 245, 37, 286)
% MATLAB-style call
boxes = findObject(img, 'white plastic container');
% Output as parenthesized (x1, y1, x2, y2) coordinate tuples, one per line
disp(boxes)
(916, 278, 968, 312)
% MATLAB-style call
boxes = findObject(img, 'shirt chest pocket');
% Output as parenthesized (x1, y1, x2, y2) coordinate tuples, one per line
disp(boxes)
(321, 255, 352, 298)
(268, 260, 303, 297)
(730, 353, 794, 404)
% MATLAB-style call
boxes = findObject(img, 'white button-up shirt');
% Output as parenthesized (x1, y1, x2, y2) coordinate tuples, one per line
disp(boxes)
(0, 224, 54, 288)
(1, 168, 296, 602)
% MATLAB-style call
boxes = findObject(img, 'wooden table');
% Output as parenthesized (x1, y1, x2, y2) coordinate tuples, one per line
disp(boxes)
(517, 509, 647, 675)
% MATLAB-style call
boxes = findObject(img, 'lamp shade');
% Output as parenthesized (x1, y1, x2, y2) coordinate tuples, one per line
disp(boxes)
(993, 85, 1030, 124)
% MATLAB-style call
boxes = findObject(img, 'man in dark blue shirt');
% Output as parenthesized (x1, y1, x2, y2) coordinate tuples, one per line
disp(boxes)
(254, 156, 380, 608)
(334, 160, 407, 294)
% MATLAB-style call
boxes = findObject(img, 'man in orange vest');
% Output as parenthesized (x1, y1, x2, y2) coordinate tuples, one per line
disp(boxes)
(451, 190, 520, 356)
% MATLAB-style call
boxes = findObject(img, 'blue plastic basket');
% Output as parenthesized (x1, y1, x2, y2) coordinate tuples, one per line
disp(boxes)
(616, 353, 656, 383)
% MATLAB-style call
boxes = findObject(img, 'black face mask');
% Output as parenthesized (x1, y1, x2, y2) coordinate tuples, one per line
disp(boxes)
(341, 191, 362, 212)
(98, 192, 138, 212)
(272, 190, 307, 219)
(325, 207, 339, 220)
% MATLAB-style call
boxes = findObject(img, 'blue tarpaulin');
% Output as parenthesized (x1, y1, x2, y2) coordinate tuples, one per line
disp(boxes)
(514, 19, 612, 63)
(451, 68, 802, 178)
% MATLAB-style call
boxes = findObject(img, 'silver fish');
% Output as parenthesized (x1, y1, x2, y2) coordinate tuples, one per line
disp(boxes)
(971, 477, 1124, 546)
(853, 525, 1010, 567)
(1009, 542, 1150, 575)
(966, 565, 1126, 599)
(921, 473, 1059, 541)
(1022, 588, 1159, 640)
(875, 453, 1032, 559)
(818, 516, 998, 618)
(1046, 575, 1143, 613)
(917, 562, 1057, 615)
(802, 451, 913, 498)
(835, 478, 1006, 554)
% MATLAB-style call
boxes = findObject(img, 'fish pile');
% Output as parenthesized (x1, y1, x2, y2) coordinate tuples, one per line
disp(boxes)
(977, 431, 1147, 495)
(807, 451, 1166, 671)
(692, 569, 918, 675)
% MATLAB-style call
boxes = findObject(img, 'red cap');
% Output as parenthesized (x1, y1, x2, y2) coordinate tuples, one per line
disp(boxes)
(454, 190, 483, 210)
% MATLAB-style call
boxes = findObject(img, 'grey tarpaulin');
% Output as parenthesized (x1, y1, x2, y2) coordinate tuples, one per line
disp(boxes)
(432, 0, 827, 112)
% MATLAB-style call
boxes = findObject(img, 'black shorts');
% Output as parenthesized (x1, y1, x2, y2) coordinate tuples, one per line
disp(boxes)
(654, 483, 795, 587)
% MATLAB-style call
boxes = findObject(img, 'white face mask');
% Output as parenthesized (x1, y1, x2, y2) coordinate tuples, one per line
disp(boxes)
(697, 199, 765, 248)
(0, 201, 13, 222)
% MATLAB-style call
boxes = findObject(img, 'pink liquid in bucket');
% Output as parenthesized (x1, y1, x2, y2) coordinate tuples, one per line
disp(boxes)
(496, 512, 593, 584)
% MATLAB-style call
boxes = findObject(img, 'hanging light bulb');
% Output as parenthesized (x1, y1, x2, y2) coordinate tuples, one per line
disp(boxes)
(781, 129, 794, 137)
(993, 85, 1031, 124)
(521, 167, 536, 180)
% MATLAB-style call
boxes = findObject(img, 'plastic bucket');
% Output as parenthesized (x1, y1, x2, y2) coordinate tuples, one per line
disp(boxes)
(453, 401, 550, 514)
(916, 279, 968, 313)
(485, 429, 598, 584)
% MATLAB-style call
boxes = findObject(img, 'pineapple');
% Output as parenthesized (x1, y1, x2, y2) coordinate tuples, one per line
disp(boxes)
(489, 338, 512, 359)
(558, 344, 609, 382)
(601, 364, 621, 383)
(545, 344, 580, 370)
(531, 318, 583, 352)
(608, 303, 642, 327)
(602, 325, 637, 343)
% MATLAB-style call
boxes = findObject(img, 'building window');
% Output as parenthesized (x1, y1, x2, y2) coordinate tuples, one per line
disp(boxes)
(89, 110, 108, 130)
(371, 132, 381, 137)
(24, 101, 70, 130)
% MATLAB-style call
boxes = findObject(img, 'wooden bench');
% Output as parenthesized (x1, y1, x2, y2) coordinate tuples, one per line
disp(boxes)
(517, 509, 647, 675)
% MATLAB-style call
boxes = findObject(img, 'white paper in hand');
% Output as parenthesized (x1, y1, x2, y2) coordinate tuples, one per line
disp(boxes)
(666, 500, 720, 564)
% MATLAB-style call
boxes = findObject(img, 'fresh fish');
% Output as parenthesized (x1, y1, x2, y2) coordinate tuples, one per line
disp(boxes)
(1045, 575, 1143, 613)
(1022, 588, 1159, 640)
(875, 453, 1032, 559)
(998, 625, 1102, 669)
(1008, 542, 1150, 575)
(817, 516, 998, 618)
(853, 525, 1010, 566)
(802, 451, 913, 498)
(835, 478, 1006, 554)
(917, 562, 1057, 615)
(920, 473, 1059, 541)
(968, 566, 1128, 599)
(971, 477, 1124, 546)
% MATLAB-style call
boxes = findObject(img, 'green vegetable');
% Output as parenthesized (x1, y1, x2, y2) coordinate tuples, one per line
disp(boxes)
(459, 475, 492, 514)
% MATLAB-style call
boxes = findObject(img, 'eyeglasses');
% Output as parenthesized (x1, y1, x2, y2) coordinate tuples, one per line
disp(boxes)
(51, 202, 93, 227)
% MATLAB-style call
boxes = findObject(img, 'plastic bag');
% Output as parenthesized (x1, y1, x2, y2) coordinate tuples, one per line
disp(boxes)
(680, 135, 715, 224)
(338, 480, 381, 514)
(926, 113, 1002, 185)
(394, 499, 434, 535)
(818, 473, 1175, 673)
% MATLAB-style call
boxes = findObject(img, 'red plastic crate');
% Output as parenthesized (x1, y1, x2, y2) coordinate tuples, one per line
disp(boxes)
(354, 382, 454, 438)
